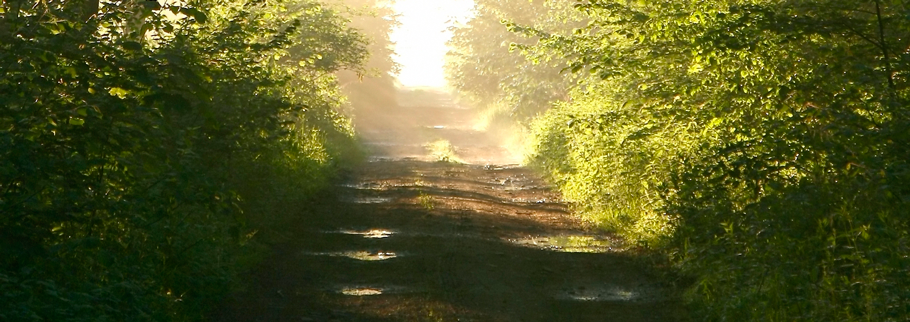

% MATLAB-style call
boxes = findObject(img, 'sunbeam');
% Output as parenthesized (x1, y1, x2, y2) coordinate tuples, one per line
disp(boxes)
(391, 0, 474, 88)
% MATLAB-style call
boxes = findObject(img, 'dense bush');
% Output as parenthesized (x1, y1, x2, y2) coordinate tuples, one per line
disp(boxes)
(451, 0, 910, 320)
(527, 80, 697, 247)
(0, 0, 367, 320)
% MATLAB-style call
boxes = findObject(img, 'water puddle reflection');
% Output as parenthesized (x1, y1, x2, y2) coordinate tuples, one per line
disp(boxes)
(500, 185, 532, 191)
(510, 198, 549, 204)
(366, 156, 393, 162)
(334, 285, 410, 296)
(505, 235, 616, 253)
(338, 182, 383, 190)
(338, 229, 395, 239)
(304, 250, 400, 261)
(556, 285, 641, 302)
(341, 287, 384, 296)
(482, 165, 521, 171)
(342, 196, 393, 204)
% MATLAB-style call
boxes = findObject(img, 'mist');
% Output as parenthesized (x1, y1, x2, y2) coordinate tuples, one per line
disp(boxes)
(339, 0, 524, 165)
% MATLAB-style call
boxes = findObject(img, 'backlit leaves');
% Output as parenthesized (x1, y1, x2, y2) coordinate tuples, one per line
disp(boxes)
(0, 0, 369, 320)
(496, 0, 910, 320)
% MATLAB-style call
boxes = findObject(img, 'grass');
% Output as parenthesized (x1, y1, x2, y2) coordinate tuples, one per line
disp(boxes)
(426, 139, 463, 163)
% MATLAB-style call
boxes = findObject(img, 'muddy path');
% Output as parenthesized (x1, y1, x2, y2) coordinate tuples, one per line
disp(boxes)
(212, 89, 684, 321)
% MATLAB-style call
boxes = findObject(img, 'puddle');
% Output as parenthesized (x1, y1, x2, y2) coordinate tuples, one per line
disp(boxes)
(505, 235, 616, 253)
(334, 285, 411, 296)
(482, 164, 521, 171)
(555, 285, 642, 302)
(333, 229, 396, 239)
(367, 156, 393, 162)
(341, 196, 393, 204)
(338, 182, 384, 190)
(341, 287, 384, 296)
(511, 198, 549, 204)
(499, 185, 538, 191)
(322, 229, 486, 241)
(304, 250, 401, 261)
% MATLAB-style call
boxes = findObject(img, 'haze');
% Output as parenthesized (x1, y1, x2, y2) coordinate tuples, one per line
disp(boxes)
(391, 0, 474, 88)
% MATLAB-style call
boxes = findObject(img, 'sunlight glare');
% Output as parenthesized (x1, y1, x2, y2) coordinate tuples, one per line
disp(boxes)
(303, 251, 400, 261)
(340, 229, 396, 239)
(341, 287, 384, 296)
(391, 0, 474, 88)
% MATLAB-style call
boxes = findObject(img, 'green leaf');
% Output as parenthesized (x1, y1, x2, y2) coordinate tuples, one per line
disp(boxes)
(109, 87, 130, 99)
(141, 0, 161, 10)
(122, 41, 143, 51)
(182, 8, 208, 24)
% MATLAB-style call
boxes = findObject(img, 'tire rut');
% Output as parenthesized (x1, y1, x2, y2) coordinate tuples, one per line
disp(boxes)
(212, 89, 684, 321)
(212, 160, 684, 321)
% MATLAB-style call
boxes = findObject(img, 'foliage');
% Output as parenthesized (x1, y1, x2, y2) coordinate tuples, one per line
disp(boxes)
(0, 0, 368, 320)
(426, 139, 462, 163)
(335, 0, 400, 123)
(417, 191, 435, 210)
(444, 0, 584, 123)
(464, 0, 910, 320)
(527, 80, 693, 247)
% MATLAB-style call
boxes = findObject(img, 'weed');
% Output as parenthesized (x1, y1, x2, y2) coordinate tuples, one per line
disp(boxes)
(426, 139, 462, 163)
(418, 191, 435, 210)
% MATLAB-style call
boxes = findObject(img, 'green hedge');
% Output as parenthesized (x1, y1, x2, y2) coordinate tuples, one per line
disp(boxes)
(514, 0, 910, 320)
(0, 0, 365, 320)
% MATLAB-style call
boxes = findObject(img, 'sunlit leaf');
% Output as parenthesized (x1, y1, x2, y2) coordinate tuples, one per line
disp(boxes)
(108, 87, 130, 99)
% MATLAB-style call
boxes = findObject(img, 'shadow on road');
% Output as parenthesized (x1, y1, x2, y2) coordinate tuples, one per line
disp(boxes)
(212, 160, 684, 322)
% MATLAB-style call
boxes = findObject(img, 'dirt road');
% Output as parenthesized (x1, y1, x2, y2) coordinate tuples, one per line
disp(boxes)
(212, 89, 683, 321)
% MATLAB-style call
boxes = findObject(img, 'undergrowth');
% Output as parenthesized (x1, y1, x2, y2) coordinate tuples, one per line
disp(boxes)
(451, 0, 910, 320)
(426, 139, 463, 163)
(0, 0, 369, 320)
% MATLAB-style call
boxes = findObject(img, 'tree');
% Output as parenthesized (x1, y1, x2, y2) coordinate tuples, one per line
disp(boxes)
(500, 0, 910, 319)
(444, 0, 583, 123)
(334, 0, 401, 129)
(0, 0, 369, 319)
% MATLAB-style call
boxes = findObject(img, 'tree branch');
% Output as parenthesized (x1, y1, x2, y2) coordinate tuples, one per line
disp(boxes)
(873, 0, 895, 91)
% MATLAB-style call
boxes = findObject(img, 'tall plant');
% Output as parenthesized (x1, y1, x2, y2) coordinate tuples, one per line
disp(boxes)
(503, 0, 910, 319)
(0, 0, 367, 319)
